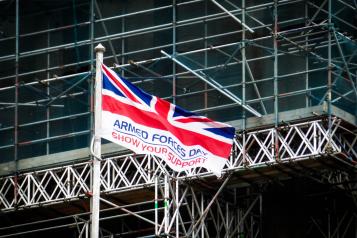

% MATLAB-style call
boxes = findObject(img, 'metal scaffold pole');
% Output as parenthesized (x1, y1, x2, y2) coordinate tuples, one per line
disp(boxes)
(91, 43, 105, 238)
(327, 0, 332, 147)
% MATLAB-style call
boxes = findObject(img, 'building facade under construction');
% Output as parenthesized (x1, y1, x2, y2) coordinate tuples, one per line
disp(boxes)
(0, 0, 357, 237)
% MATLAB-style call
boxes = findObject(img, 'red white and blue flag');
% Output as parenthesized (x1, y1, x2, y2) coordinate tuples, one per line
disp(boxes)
(100, 63, 235, 175)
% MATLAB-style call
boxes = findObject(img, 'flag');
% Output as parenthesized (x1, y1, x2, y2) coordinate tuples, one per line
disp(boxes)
(100, 63, 235, 176)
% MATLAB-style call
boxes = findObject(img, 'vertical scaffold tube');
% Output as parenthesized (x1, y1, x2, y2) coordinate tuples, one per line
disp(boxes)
(327, 0, 332, 147)
(164, 174, 170, 235)
(242, 0, 247, 165)
(176, 179, 179, 238)
(273, 0, 280, 161)
(155, 175, 158, 236)
(14, 0, 19, 205)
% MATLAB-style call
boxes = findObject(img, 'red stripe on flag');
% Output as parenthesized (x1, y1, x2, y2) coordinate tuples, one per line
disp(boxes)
(174, 117, 214, 123)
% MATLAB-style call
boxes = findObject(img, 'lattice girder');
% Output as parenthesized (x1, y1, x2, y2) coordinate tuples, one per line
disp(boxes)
(0, 118, 355, 211)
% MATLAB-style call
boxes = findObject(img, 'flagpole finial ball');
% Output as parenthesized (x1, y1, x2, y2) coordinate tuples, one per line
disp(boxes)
(95, 43, 106, 53)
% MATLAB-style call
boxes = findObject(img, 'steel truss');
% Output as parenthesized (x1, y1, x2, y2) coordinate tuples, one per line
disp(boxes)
(0, 117, 355, 212)
(1, 157, 356, 237)
(0, 174, 264, 238)
(117, 177, 263, 238)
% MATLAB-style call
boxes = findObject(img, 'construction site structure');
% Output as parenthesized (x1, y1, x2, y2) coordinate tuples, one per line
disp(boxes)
(0, 0, 357, 237)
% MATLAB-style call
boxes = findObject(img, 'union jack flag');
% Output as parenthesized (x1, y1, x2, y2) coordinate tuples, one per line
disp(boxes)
(100, 63, 235, 175)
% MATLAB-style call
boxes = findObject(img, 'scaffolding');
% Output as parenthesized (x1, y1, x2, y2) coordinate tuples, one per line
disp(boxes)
(0, 0, 357, 237)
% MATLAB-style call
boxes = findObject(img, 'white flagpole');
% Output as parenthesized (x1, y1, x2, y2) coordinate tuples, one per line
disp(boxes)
(91, 43, 105, 238)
